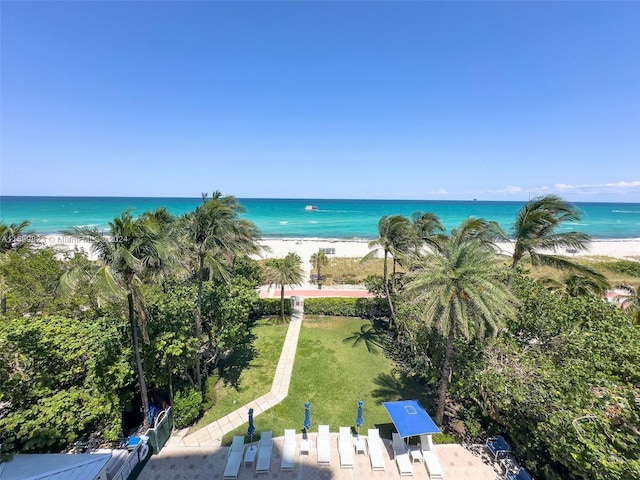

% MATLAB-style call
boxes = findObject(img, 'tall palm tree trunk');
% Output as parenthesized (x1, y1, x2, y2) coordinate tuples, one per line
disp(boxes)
(506, 253, 522, 289)
(383, 251, 396, 327)
(128, 290, 150, 430)
(435, 307, 456, 425)
(167, 361, 174, 408)
(193, 255, 205, 391)
(280, 284, 285, 321)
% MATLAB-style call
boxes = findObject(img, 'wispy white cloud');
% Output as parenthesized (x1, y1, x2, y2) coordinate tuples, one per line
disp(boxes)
(484, 181, 640, 196)
(555, 181, 640, 191)
(486, 185, 523, 194)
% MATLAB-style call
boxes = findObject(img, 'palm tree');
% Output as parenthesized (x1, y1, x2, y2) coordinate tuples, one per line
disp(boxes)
(310, 249, 329, 289)
(563, 273, 609, 297)
(183, 191, 260, 390)
(66, 211, 172, 429)
(411, 211, 445, 252)
(362, 215, 413, 326)
(263, 252, 304, 322)
(0, 221, 32, 315)
(404, 227, 515, 425)
(507, 195, 593, 288)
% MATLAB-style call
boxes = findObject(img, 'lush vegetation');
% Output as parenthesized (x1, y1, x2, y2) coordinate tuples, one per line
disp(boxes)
(0, 193, 265, 456)
(1, 194, 639, 480)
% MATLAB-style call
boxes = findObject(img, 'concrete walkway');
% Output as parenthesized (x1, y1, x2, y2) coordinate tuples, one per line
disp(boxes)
(166, 312, 303, 449)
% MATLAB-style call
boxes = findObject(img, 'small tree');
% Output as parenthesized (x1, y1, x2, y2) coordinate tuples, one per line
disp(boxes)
(264, 252, 304, 321)
(310, 249, 328, 289)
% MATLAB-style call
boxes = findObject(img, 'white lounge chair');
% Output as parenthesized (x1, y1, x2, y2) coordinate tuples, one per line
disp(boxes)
(255, 431, 273, 476)
(419, 434, 444, 480)
(223, 436, 245, 480)
(281, 429, 296, 471)
(317, 424, 331, 466)
(338, 426, 354, 468)
(392, 432, 414, 477)
(226, 435, 245, 458)
(367, 428, 386, 471)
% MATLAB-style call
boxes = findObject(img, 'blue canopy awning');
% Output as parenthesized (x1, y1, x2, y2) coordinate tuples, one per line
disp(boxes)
(382, 400, 441, 438)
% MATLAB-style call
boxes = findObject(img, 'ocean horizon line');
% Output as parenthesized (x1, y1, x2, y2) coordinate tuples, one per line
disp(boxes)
(2, 194, 639, 205)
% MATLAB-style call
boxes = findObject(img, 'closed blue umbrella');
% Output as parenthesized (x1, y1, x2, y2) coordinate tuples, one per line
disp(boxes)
(304, 402, 311, 435)
(356, 400, 364, 435)
(247, 408, 255, 446)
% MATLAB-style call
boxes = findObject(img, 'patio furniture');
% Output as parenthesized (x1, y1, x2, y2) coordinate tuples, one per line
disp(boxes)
(243, 445, 257, 468)
(317, 425, 331, 466)
(367, 429, 386, 471)
(508, 467, 534, 480)
(223, 436, 245, 480)
(419, 434, 444, 480)
(392, 432, 414, 477)
(486, 435, 512, 461)
(408, 444, 423, 463)
(300, 436, 311, 455)
(281, 429, 296, 471)
(500, 456, 520, 475)
(226, 436, 245, 458)
(255, 431, 273, 476)
(354, 437, 366, 455)
(222, 435, 244, 480)
(338, 427, 354, 469)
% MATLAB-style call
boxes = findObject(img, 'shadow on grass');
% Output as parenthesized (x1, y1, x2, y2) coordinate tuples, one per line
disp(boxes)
(218, 329, 258, 390)
(371, 371, 433, 408)
(342, 323, 385, 354)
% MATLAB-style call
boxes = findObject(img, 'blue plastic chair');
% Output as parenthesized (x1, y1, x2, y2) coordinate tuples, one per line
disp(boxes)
(486, 435, 511, 460)
(508, 467, 533, 480)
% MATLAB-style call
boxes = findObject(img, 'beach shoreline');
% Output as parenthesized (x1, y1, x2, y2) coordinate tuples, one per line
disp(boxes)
(26, 234, 638, 292)
(36, 234, 640, 260)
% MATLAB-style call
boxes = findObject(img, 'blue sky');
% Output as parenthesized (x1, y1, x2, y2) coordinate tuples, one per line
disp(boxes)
(1, 1, 639, 201)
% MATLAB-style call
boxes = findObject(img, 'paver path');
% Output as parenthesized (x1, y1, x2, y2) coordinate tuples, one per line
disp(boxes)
(165, 312, 303, 449)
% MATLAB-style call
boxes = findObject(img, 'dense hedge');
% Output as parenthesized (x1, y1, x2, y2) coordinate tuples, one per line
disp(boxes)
(254, 296, 389, 318)
(252, 298, 292, 318)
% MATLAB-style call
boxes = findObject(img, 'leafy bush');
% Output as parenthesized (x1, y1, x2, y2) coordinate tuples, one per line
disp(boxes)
(253, 299, 291, 318)
(304, 297, 358, 316)
(172, 387, 202, 428)
(597, 259, 640, 278)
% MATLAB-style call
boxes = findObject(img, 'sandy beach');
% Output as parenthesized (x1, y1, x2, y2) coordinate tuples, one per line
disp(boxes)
(41, 235, 639, 289)
(42, 234, 640, 262)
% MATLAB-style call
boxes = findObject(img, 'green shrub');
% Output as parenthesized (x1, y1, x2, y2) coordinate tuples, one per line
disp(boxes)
(173, 387, 202, 428)
(304, 297, 358, 316)
(598, 259, 640, 278)
(255, 296, 390, 319)
(253, 299, 291, 317)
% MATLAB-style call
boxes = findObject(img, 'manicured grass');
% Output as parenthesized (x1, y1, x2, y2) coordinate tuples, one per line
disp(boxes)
(189, 319, 288, 433)
(221, 316, 428, 445)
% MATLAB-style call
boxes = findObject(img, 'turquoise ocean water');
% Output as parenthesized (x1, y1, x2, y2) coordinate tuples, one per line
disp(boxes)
(1, 196, 639, 240)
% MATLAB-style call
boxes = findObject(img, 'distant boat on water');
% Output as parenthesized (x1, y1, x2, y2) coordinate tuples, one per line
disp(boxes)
(304, 205, 319, 211)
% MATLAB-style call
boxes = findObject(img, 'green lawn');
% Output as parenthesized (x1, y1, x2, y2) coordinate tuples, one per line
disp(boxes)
(220, 316, 428, 444)
(190, 319, 289, 432)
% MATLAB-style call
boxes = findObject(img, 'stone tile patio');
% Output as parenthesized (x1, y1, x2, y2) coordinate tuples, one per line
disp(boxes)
(139, 433, 501, 480)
